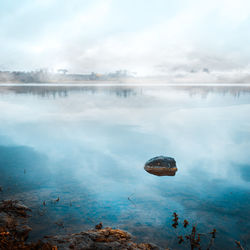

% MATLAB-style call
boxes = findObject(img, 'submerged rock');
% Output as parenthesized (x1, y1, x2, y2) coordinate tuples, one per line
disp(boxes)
(0, 199, 165, 249)
(0, 200, 33, 249)
(0, 200, 31, 218)
(43, 227, 162, 250)
(144, 156, 177, 176)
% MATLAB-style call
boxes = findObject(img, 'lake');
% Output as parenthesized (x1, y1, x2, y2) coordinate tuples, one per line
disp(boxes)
(0, 84, 250, 249)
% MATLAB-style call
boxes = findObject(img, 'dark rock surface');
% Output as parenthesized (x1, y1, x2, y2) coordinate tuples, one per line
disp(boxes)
(0, 200, 31, 218)
(144, 156, 177, 176)
(0, 200, 33, 248)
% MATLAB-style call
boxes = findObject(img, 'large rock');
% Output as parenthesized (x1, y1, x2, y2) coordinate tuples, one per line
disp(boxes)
(144, 156, 177, 176)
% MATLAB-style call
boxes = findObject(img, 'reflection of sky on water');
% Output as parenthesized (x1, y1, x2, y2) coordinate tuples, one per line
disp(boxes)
(0, 85, 250, 249)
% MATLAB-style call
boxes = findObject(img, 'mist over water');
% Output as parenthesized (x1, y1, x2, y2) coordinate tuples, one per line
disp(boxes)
(0, 84, 250, 249)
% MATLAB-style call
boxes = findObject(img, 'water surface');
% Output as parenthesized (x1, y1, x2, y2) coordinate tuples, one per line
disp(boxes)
(0, 84, 250, 249)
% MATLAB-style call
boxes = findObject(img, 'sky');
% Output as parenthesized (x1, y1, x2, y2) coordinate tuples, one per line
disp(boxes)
(0, 0, 250, 77)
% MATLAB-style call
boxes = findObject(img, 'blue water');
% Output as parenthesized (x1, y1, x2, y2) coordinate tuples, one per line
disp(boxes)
(0, 84, 249, 249)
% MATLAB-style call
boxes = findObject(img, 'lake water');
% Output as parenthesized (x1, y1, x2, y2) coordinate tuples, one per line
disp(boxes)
(0, 84, 250, 249)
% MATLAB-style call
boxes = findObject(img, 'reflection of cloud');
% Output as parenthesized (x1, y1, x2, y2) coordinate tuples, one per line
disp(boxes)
(237, 164, 250, 182)
(1, 85, 249, 186)
(1, 85, 250, 248)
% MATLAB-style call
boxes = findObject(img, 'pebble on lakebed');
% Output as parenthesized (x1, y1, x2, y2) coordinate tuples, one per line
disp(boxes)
(144, 156, 178, 176)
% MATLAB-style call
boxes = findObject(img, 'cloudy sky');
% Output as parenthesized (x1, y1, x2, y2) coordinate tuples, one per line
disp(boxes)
(0, 0, 250, 76)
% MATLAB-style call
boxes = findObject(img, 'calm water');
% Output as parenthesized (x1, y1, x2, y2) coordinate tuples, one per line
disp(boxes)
(0, 84, 250, 249)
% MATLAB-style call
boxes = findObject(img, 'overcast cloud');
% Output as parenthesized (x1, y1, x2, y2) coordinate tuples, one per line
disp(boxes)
(0, 0, 250, 78)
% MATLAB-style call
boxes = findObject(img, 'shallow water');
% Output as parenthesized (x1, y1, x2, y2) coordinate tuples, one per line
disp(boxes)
(0, 84, 250, 249)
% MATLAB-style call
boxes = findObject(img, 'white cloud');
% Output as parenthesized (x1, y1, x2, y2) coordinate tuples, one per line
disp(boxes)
(0, 0, 250, 78)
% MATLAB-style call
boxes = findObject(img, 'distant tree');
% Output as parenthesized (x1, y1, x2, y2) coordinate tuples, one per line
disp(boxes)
(90, 72, 98, 80)
(57, 69, 68, 74)
(203, 68, 210, 73)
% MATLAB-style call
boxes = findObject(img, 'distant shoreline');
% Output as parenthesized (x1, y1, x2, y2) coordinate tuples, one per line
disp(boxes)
(1, 82, 250, 87)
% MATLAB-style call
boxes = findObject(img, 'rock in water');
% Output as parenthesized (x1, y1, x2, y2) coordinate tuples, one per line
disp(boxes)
(144, 156, 177, 176)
